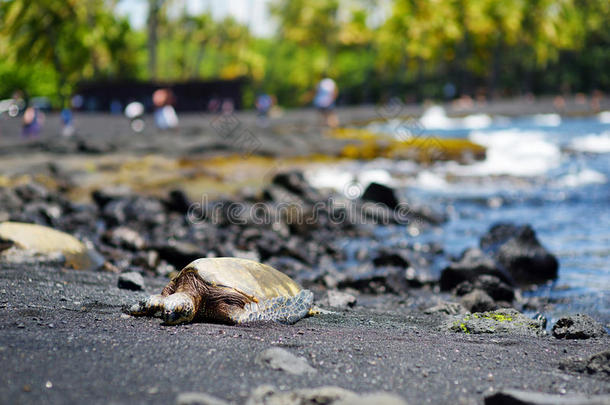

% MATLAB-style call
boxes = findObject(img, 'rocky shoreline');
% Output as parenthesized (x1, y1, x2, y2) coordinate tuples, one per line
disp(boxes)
(1, 169, 609, 404)
(1, 103, 609, 404)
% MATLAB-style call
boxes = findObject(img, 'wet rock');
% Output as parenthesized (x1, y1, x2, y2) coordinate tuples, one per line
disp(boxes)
(338, 263, 409, 294)
(255, 348, 316, 375)
(319, 290, 357, 309)
(117, 272, 145, 291)
(440, 248, 512, 291)
(166, 189, 192, 214)
(480, 223, 558, 285)
(454, 275, 515, 303)
(246, 385, 407, 405)
(0, 188, 22, 221)
(91, 186, 133, 208)
(552, 314, 607, 339)
(460, 289, 498, 313)
(559, 349, 610, 380)
(103, 226, 145, 251)
(175, 392, 230, 405)
(484, 389, 610, 405)
(153, 240, 206, 268)
(424, 302, 467, 315)
(270, 171, 323, 203)
(372, 248, 409, 268)
(13, 182, 49, 203)
(362, 182, 399, 210)
(102, 196, 167, 228)
(446, 309, 546, 336)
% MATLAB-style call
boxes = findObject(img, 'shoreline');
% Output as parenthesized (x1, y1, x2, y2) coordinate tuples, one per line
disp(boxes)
(0, 98, 609, 404)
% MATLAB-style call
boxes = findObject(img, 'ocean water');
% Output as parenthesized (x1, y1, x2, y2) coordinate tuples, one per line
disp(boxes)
(307, 107, 610, 324)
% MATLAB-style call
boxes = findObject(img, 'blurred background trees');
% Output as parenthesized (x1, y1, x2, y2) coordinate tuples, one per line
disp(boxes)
(0, 0, 608, 108)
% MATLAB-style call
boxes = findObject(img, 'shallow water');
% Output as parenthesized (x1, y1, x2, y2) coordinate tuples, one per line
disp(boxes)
(308, 108, 610, 324)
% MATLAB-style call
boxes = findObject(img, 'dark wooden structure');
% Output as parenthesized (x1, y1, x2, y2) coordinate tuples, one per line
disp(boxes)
(76, 79, 245, 112)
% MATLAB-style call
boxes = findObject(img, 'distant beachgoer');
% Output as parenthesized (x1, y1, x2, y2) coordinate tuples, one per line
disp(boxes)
(153, 88, 179, 130)
(60, 108, 74, 137)
(221, 98, 234, 115)
(313, 77, 339, 127)
(255, 93, 273, 127)
(22, 106, 43, 137)
(208, 97, 221, 113)
(110, 99, 123, 115)
(125, 101, 145, 133)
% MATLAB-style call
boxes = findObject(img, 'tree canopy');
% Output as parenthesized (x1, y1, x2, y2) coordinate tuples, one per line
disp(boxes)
(0, 0, 608, 108)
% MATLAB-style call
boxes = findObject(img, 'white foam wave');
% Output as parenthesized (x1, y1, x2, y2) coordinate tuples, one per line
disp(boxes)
(414, 171, 449, 190)
(598, 111, 610, 124)
(420, 106, 492, 130)
(532, 113, 561, 127)
(305, 167, 394, 195)
(570, 132, 610, 153)
(461, 129, 561, 177)
(555, 169, 607, 188)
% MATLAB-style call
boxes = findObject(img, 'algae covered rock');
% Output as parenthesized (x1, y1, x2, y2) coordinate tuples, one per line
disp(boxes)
(0, 221, 103, 270)
(446, 308, 546, 336)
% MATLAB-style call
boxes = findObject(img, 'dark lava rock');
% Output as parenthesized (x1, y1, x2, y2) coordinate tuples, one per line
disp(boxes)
(440, 248, 512, 291)
(117, 272, 145, 291)
(446, 309, 546, 336)
(270, 171, 322, 203)
(361, 182, 399, 210)
(154, 240, 206, 269)
(559, 349, 610, 380)
(372, 248, 409, 268)
(454, 275, 515, 302)
(552, 314, 607, 339)
(102, 196, 167, 228)
(0, 188, 22, 220)
(484, 389, 610, 405)
(166, 189, 192, 214)
(91, 186, 132, 208)
(460, 289, 498, 313)
(13, 182, 49, 203)
(480, 223, 558, 285)
(337, 263, 408, 294)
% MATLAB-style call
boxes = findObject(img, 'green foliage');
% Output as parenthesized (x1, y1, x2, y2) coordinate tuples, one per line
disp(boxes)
(0, 0, 609, 108)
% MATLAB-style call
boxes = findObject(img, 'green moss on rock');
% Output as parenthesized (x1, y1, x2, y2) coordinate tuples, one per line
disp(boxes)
(446, 309, 546, 337)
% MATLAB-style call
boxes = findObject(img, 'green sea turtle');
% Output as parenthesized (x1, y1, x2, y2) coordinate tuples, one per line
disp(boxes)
(128, 257, 315, 325)
(0, 221, 103, 270)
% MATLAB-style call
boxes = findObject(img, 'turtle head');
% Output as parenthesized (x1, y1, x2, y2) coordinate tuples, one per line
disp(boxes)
(162, 292, 196, 325)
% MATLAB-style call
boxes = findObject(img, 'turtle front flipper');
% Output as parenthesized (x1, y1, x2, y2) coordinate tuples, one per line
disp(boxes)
(127, 294, 165, 317)
(229, 289, 313, 324)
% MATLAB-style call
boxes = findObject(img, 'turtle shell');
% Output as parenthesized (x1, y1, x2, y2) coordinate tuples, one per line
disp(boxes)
(182, 257, 302, 301)
(0, 221, 102, 270)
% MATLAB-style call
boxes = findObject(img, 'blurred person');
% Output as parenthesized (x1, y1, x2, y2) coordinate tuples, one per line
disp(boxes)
(22, 106, 44, 138)
(221, 98, 234, 115)
(153, 88, 179, 130)
(110, 99, 123, 115)
(255, 93, 273, 127)
(208, 97, 221, 113)
(60, 108, 74, 137)
(313, 77, 339, 128)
